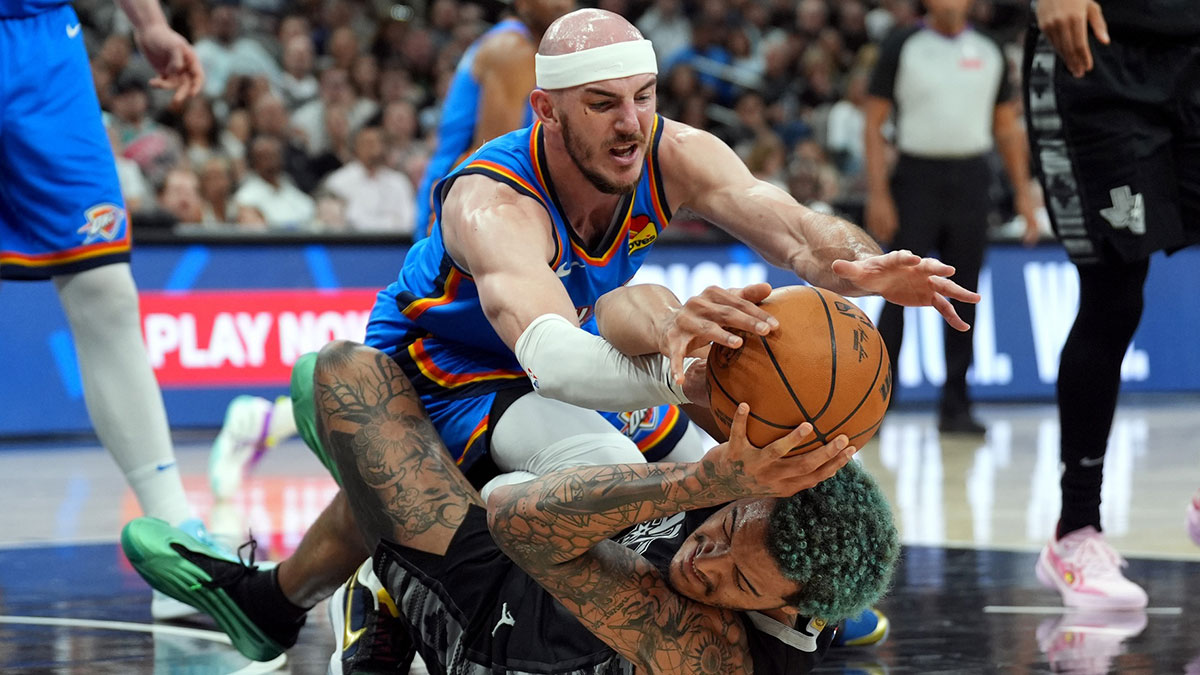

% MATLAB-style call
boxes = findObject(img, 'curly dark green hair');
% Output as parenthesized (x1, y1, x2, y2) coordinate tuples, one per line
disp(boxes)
(766, 460, 899, 621)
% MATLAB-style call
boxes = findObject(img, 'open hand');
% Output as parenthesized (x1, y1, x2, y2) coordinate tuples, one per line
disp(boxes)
(701, 403, 856, 498)
(832, 250, 981, 331)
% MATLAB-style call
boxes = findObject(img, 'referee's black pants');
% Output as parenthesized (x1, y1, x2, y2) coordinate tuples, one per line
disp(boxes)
(877, 153, 991, 418)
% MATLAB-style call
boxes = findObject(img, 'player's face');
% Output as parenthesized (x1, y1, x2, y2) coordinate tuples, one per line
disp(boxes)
(667, 499, 803, 611)
(558, 74, 656, 195)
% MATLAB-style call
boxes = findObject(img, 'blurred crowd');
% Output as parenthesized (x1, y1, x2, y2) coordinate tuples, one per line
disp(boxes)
(77, 0, 1029, 237)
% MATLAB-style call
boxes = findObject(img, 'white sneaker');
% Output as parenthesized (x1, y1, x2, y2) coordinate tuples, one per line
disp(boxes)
(1187, 490, 1200, 547)
(210, 396, 280, 501)
(1036, 609, 1147, 675)
(1035, 526, 1148, 609)
(151, 589, 201, 620)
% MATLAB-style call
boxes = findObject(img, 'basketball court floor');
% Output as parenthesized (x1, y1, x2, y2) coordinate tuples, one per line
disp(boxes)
(2, 397, 1198, 673)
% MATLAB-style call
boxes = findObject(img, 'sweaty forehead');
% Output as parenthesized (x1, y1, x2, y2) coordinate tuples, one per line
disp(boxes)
(539, 9, 642, 55)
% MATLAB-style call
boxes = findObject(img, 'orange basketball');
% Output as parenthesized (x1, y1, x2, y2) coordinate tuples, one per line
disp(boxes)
(705, 285, 892, 454)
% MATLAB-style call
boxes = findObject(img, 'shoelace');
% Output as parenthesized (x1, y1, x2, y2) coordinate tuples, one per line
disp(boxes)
(1071, 536, 1127, 577)
(186, 535, 261, 591)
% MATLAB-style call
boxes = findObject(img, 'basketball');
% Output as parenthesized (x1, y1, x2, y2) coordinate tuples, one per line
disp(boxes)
(705, 285, 892, 454)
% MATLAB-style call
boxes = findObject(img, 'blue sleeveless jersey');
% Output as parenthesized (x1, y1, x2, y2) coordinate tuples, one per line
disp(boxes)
(367, 116, 675, 469)
(413, 18, 533, 242)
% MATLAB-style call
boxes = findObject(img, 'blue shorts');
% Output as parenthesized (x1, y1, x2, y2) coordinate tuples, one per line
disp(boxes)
(0, 5, 128, 281)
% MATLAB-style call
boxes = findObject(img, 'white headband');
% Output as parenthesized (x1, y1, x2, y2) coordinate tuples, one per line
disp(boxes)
(535, 39, 658, 90)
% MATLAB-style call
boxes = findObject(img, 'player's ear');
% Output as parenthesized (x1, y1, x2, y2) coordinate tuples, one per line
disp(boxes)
(531, 89, 559, 127)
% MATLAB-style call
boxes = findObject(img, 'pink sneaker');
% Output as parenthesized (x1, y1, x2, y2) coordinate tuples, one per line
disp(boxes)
(1036, 609, 1147, 675)
(1188, 491, 1200, 547)
(1035, 526, 1148, 609)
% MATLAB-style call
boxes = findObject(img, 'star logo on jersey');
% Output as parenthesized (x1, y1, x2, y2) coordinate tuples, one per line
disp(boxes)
(617, 407, 659, 438)
(615, 513, 686, 555)
(77, 204, 126, 244)
(628, 215, 658, 254)
(1099, 186, 1145, 235)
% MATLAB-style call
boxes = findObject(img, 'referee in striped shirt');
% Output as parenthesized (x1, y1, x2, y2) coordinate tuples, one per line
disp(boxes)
(864, 0, 1038, 434)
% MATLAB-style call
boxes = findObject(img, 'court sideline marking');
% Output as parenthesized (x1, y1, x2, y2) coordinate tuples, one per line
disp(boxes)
(0, 615, 287, 673)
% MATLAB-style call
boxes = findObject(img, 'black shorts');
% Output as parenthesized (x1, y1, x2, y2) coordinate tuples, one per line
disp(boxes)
(1023, 25, 1200, 265)
(374, 505, 632, 675)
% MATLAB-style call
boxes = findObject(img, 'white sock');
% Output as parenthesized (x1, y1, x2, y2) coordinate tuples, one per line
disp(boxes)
(126, 460, 192, 525)
(54, 264, 192, 525)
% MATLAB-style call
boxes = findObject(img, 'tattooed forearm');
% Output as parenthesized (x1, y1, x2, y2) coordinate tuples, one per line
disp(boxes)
(314, 342, 482, 552)
(489, 460, 754, 568)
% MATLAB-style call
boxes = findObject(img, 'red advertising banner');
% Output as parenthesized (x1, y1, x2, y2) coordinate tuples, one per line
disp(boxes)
(139, 289, 377, 387)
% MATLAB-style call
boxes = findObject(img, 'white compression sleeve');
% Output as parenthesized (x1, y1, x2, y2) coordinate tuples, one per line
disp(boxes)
(513, 313, 697, 412)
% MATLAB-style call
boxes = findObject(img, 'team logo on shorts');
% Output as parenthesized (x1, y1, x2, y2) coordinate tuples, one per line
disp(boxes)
(617, 407, 659, 438)
(628, 215, 658, 254)
(77, 204, 127, 244)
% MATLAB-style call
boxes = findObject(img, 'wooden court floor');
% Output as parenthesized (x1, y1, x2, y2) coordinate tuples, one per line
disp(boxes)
(1, 397, 1198, 673)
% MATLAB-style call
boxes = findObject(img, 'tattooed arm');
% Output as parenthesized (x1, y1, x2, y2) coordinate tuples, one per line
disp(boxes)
(486, 406, 856, 673)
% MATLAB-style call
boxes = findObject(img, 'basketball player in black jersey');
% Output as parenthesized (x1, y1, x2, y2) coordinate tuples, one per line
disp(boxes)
(128, 340, 898, 673)
(1025, 0, 1200, 607)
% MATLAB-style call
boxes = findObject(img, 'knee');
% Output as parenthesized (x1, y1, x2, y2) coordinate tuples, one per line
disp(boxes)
(315, 339, 375, 374)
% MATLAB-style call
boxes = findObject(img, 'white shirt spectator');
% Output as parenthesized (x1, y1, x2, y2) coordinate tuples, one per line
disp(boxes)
(324, 161, 415, 234)
(233, 174, 316, 229)
(115, 156, 151, 211)
(825, 99, 865, 172)
(292, 98, 378, 156)
(195, 37, 281, 99)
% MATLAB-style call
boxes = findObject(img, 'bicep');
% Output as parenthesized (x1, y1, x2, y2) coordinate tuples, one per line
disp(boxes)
(530, 542, 753, 674)
(443, 180, 577, 348)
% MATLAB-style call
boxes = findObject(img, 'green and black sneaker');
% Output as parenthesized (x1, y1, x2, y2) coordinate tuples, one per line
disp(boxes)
(121, 517, 305, 662)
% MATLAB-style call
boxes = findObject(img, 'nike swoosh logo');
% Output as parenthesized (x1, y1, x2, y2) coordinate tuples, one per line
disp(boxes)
(155, 461, 176, 472)
(342, 577, 367, 650)
(66, 23, 81, 38)
(1079, 456, 1105, 468)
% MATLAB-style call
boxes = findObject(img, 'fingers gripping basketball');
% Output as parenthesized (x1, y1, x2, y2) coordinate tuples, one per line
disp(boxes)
(706, 286, 892, 453)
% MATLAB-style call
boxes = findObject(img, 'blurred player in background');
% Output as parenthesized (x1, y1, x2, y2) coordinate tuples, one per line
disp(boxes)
(865, 0, 1038, 435)
(0, 0, 220, 618)
(1025, 0, 1200, 605)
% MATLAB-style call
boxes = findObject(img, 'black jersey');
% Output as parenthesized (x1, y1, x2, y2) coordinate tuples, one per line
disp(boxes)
(376, 505, 835, 674)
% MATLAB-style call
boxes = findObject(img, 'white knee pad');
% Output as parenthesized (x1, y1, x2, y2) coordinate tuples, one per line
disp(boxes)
(490, 393, 646, 475)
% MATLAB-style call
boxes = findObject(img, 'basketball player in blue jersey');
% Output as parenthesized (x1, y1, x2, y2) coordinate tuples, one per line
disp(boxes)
(413, 0, 573, 242)
(125, 9, 980, 667)
(209, 0, 705, 502)
(0, 0, 231, 619)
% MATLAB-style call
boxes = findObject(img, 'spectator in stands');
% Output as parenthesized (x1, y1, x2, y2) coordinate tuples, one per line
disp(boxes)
(826, 68, 870, 177)
(350, 54, 380, 102)
(199, 156, 237, 224)
(251, 94, 321, 192)
(280, 35, 319, 110)
(194, 1, 281, 100)
(292, 67, 377, 157)
(107, 125, 151, 214)
(325, 26, 360, 70)
(637, 0, 691, 63)
(234, 135, 316, 230)
(158, 167, 205, 224)
(306, 103, 353, 182)
(323, 126, 415, 234)
(175, 96, 222, 170)
(380, 100, 423, 171)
